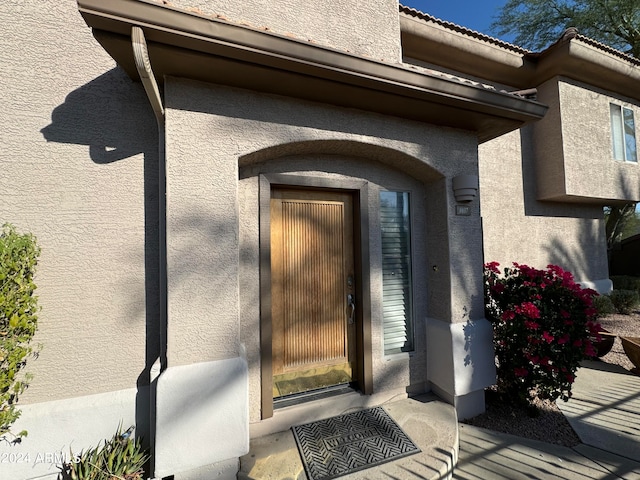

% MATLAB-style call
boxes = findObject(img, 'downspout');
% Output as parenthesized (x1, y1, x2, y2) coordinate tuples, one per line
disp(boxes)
(132, 27, 165, 123)
(131, 25, 166, 479)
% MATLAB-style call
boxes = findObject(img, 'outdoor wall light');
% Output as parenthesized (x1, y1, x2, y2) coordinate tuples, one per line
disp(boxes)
(452, 174, 479, 203)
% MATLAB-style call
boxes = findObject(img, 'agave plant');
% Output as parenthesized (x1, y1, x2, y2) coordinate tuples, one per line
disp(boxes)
(59, 424, 148, 480)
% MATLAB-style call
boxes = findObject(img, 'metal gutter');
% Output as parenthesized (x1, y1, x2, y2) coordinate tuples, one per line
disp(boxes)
(77, 0, 547, 143)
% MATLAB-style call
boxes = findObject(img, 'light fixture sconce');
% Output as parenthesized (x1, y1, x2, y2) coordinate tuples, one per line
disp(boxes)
(452, 175, 479, 203)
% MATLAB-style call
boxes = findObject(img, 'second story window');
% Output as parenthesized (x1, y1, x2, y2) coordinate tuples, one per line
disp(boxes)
(610, 103, 637, 163)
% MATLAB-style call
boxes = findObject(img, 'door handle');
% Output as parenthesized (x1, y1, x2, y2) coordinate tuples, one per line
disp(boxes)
(347, 294, 355, 325)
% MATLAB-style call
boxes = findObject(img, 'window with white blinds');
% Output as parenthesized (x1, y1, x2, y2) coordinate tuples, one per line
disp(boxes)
(380, 191, 414, 355)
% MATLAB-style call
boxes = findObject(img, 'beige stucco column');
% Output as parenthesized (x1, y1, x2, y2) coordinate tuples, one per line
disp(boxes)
(153, 78, 249, 480)
(426, 175, 497, 420)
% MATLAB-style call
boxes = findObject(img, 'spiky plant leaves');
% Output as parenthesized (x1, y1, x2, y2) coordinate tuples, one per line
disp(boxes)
(59, 424, 148, 480)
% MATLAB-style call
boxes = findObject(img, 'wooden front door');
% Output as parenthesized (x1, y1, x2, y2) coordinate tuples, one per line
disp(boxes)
(271, 188, 357, 398)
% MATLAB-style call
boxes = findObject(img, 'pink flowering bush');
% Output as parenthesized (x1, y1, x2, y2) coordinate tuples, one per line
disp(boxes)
(484, 262, 601, 405)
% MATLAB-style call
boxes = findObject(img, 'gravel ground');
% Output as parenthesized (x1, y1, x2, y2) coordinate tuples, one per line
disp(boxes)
(599, 311, 640, 371)
(464, 309, 640, 446)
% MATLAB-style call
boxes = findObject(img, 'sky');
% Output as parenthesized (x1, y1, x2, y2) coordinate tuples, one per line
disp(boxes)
(402, 0, 515, 43)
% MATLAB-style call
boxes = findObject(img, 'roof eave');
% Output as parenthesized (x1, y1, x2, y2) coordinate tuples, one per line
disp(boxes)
(77, 0, 547, 143)
(398, 8, 640, 103)
(531, 37, 640, 99)
(399, 12, 538, 89)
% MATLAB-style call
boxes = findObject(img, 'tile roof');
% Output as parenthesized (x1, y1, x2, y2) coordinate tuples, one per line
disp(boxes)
(554, 28, 640, 66)
(399, 4, 640, 67)
(399, 4, 530, 54)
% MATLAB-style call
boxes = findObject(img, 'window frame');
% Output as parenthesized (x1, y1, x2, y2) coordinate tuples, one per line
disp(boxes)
(610, 102, 638, 163)
(379, 190, 415, 356)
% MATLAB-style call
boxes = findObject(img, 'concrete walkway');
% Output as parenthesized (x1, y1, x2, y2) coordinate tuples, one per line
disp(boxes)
(455, 361, 640, 480)
(240, 361, 640, 479)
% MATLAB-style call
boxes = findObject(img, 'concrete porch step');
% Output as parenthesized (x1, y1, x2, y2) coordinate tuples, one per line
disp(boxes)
(238, 394, 458, 480)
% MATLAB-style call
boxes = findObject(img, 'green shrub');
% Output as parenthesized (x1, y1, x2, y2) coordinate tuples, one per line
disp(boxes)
(593, 294, 616, 317)
(484, 262, 600, 405)
(609, 289, 640, 314)
(60, 424, 149, 480)
(0, 223, 41, 441)
(610, 275, 640, 293)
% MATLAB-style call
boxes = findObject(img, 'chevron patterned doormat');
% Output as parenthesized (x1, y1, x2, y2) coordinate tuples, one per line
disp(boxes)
(291, 406, 420, 480)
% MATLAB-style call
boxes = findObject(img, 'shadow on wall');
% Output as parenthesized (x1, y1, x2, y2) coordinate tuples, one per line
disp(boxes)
(544, 216, 608, 282)
(169, 77, 479, 177)
(517, 124, 609, 281)
(41, 68, 157, 164)
(448, 220, 485, 322)
(39, 67, 160, 439)
(462, 298, 485, 368)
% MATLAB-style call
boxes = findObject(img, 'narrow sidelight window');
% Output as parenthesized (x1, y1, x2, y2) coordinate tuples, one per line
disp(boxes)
(380, 191, 414, 355)
(610, 103, 637, 163)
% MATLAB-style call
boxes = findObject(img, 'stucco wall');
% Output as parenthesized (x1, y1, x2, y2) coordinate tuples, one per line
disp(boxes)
(1, 1, 158, 404)
(159, 0, 402, 62)
(480, 129, 609, 285)
(0, 0, 507, 476)
(164, 77, 489, 422)
(535, 77, 640, 203)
